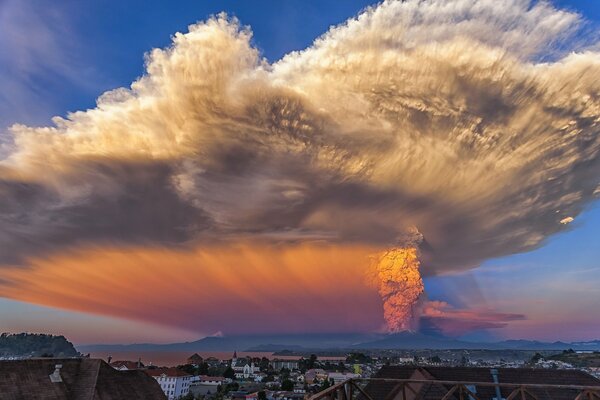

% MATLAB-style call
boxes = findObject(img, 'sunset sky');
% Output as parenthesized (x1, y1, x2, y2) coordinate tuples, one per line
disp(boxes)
(1, 0, 599, 345)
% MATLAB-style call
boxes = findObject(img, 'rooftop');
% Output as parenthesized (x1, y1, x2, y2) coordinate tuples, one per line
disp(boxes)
(310, 366, 600, 400)
(0, 358, 165, 400)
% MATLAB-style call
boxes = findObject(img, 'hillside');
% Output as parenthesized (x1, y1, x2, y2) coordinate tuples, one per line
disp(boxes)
(0, 333, 80, 358)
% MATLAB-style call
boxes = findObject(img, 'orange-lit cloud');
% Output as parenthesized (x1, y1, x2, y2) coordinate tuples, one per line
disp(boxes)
(0, 243, 387, 334)
(1, 0, 599, 336)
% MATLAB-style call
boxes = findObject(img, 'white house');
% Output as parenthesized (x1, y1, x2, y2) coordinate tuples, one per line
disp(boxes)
(146, 368, 193, 400)
(196, 375, 225, 386)
(271, 359, 300, 371)
(327, 372, 360, 384)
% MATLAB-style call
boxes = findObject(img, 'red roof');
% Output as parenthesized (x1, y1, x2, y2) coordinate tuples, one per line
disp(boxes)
(145, 368, 191, 378)
(199, 375, 225, 381)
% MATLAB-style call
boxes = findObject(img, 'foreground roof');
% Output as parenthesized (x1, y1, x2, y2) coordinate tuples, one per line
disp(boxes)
(361, 366, 600, 400)
(0, 358, 166, 400)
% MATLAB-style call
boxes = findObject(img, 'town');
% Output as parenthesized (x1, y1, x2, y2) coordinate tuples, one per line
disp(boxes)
(105, 349, 600, 400)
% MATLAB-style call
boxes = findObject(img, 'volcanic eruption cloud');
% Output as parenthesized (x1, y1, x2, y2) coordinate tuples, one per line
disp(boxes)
(1, 0, 600, 334)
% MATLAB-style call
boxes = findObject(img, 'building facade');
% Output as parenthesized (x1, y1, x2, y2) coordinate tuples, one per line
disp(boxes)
(146, 368, 193, 400)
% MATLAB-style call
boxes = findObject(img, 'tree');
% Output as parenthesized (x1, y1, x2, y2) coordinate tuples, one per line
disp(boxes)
(281, 379, 294, 391)
(223, 366, 235, 379)
(529, 353, 543, 364)
(345, 353, 372, 364)
(308, 354, 318, 369)
(178, 364, 197, 375)
(259, 357, 270, 372)
(198, 362, 209, 375)
(258, 391, 267, 400)
(429, 356, 442, 364)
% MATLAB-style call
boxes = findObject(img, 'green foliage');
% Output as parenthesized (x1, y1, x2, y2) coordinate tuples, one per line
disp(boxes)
(198, 362, 209, 375)
(259, 357, 270, 372)
(319, 378, 332, 392)
(429, 355, 442, 364)
(281, 379, 295, 391)
(178, 364, 197, 375)
(0, 333, 79, 358)
(223, 366, 235, 379)
(529, 352, 543, 364)
(345, 353, 372, 364)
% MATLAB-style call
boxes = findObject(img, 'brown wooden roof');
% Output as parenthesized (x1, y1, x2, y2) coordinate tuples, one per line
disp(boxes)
(0, 358, 166, 400)
(362, 366, 600, 400)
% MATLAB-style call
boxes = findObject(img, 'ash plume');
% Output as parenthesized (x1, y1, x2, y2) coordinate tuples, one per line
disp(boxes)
(371, 247, 424, 332)
(1, 0, 600, 332)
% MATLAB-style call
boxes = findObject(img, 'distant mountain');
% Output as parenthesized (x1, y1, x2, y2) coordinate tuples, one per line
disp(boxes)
(245, 344, 307, 352)
(78, 333, 383, 353)
(77, 332, 600, 354)
(0, 333, 80, 358)
(353, 335, 600, 351)
(350, 331, 481, 350)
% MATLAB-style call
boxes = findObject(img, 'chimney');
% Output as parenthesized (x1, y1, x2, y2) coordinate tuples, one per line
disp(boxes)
(107, 356, 112, 364)
(49, 364, 63, 383)
(137, 357, 142, 369)
(490, 369, 503, 400)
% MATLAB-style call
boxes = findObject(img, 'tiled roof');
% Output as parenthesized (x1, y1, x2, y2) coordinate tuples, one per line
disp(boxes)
(362, 366, 600, 400)
(199, 375, 225, 381)
(0, 358, 166, 400)
(187, 354, 203, 363)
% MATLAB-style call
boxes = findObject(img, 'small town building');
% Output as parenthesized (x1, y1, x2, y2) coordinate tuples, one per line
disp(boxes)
(109, 359, 144, 371)
(232, 352, 260, 380)
(187, 353, 204, 366)
(271, 359, 300, 371)
(146, 367, 193, 400)
(304, 368, 329, 384)
(327, 372, 361, 384)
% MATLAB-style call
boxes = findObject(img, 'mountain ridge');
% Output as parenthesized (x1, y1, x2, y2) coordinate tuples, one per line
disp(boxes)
(76, 332, 600, 353)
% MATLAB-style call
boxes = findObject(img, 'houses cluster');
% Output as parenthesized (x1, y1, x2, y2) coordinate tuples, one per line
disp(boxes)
(106, 351, 370, 400)
(99, 350, 600, 400)
(0, 351, 599, 400)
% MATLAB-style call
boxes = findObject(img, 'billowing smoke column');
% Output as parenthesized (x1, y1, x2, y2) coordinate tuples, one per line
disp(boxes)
(373, 247, 424, 332)
(1, 0, 600, 333)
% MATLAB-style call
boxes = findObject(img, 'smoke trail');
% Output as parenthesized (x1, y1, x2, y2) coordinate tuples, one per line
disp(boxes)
(372, 247, 424, 332)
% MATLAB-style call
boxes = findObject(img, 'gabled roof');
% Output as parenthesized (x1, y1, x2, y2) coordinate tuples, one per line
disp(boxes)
(362, 366, 600, 400)
(0, 358, 166, 400)
(110, 360, 144, 370)
(187, 353, 204, 363)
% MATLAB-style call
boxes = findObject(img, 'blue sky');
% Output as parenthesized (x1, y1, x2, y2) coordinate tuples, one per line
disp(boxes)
(0, 0, 599, 343)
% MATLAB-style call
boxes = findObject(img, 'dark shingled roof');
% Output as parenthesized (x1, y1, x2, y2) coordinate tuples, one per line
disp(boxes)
(362, 366, 600, 400)
(0, 358, 166, 400)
